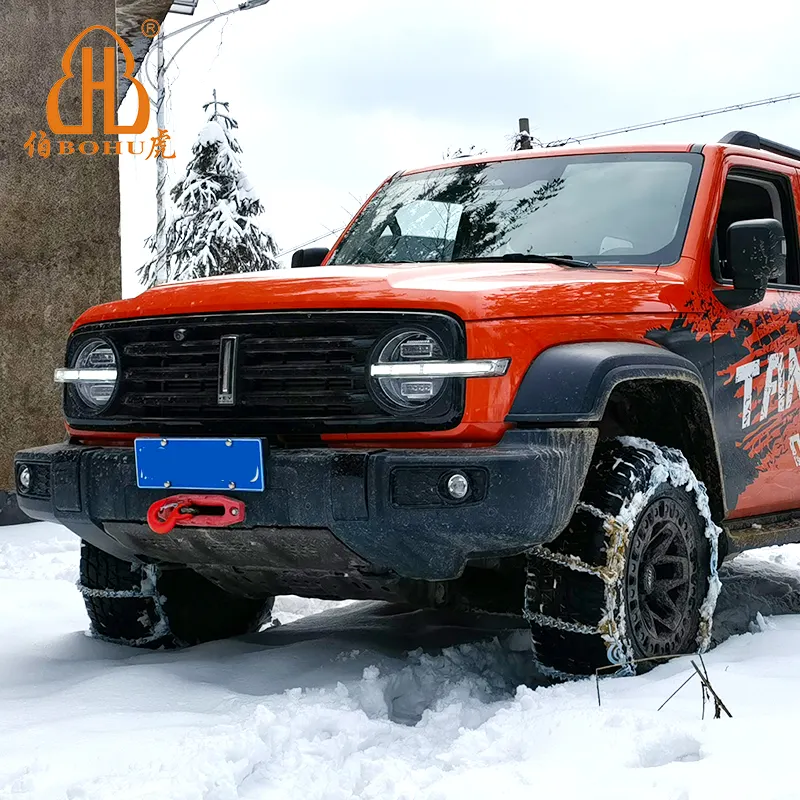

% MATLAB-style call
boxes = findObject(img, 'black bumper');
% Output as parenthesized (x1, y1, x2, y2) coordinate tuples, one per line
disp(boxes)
(14, 429, 597, 581)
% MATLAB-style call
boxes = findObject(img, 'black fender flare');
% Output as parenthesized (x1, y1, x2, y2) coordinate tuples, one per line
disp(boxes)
(506, 341, 729, 518)
(506, 341, 711, 423)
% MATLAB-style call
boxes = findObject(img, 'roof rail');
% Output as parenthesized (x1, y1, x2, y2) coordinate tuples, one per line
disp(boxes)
(719, 130, 800, 162)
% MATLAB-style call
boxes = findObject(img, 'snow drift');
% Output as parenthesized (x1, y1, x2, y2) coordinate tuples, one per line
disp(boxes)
(1, 522, 799, 799)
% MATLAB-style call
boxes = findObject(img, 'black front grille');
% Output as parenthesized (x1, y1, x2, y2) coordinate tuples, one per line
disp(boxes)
(64, 311, 465, 435)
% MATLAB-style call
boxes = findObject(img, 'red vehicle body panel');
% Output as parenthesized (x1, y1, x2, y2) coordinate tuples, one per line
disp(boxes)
(66, 143, 800, 523)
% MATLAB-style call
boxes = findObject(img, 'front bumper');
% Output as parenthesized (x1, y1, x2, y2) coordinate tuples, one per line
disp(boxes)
(15, 429, 596, 581)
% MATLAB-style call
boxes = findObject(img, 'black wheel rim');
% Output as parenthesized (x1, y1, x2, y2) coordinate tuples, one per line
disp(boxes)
(624, 494, 700, 658)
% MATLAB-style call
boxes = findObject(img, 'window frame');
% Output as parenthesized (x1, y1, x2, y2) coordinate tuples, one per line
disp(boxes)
(711, 166, 800, 289)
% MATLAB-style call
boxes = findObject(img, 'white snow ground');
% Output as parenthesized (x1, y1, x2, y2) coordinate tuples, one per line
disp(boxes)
(2, 522, 800, 799)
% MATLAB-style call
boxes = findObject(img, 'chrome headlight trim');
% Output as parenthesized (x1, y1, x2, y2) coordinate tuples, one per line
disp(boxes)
(59, 337, 119, 413)
(370, 358, 510, 379)
(54, 368, 118, 383)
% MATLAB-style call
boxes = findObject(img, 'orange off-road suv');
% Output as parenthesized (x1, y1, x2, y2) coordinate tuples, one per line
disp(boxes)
(16, 130, 800, 675)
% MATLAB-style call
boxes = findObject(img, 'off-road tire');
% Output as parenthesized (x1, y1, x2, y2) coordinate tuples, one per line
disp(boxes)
(79, 541, 274, 648)
(525, 438, 719, 676)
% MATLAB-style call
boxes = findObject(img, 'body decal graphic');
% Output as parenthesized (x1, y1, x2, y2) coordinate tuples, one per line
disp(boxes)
(648, 290, 800, 511)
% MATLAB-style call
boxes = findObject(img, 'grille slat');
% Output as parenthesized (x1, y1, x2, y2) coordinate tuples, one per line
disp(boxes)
(240, 365, 362, 379)
(125, 367, 219, 382)
(124, 342, 221, 357)
(66, 312, 465, 434)
(122, 393, 219, 407)
(240, 391, 371, 404)
(244, 335, 374, 349)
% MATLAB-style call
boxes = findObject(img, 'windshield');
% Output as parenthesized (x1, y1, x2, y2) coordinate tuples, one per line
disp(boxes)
(328, 152, 703, 267)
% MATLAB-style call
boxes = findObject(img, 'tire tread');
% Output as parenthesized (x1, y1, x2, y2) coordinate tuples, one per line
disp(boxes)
(79, 541, 272, 648)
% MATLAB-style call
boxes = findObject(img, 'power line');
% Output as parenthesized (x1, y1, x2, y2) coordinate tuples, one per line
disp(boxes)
(546, 90, 800, 147)
(281, 90, 800, 257)
(277, 227, 346, 258)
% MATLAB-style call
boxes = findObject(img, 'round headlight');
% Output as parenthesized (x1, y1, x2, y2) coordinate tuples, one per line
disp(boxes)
(372, 328, 447, 411)
(72, 338, 118, 410)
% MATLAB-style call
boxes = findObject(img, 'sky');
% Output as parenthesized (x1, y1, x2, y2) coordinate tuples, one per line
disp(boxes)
(119, 0, 800, 297)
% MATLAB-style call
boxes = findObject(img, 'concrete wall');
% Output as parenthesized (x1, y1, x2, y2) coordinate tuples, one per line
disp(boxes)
(0, 1, 174, 519)
(0, 3, 124, 505)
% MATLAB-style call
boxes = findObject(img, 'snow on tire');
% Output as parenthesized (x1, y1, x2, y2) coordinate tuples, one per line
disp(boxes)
(79, 541, 274, 648)
(525, 437, 722, 677)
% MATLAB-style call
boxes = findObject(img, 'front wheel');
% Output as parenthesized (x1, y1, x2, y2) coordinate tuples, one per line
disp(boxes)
(79, 541, 274, 648)
(525, 438, 721, 676)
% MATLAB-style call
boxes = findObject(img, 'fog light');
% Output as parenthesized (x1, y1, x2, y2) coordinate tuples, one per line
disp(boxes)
(446, 472, 469, 500)
(18, 466, 31, 493)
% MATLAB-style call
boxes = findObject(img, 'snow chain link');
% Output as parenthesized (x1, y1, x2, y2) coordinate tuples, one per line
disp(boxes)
(77, 587, 142, 599)
(77, 564, 175, 647)
(525, 611, 598, 636)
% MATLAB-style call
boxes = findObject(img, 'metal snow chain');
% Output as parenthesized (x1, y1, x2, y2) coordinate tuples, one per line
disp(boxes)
(575, 501, 615, 522)
(77, 585, 146, 599)
(528, 545, 611, 582)
(524, 611, 599, 637)
(87, 627, 167, 648)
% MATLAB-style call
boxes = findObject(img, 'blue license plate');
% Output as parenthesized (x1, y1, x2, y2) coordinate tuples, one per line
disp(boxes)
(134, 438, 265, 492)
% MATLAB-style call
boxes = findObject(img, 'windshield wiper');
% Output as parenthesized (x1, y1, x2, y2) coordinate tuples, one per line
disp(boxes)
(453, 253, 596, 269)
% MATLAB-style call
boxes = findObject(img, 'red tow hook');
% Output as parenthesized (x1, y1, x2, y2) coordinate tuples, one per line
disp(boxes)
(146, 494, 246, 535)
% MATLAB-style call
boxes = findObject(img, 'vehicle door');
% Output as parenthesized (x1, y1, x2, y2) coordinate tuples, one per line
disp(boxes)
(710, 157, 800, 518)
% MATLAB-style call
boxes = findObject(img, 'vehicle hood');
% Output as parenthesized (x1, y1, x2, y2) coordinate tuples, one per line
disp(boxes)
(75, 261, 681, 328)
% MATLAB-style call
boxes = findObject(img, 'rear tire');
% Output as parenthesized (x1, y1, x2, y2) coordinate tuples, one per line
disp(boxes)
(79, 541, 274, 648)
(525, 438, 721, 676)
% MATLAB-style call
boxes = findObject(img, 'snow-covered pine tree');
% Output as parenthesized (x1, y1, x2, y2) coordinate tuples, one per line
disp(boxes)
(139, 91, 279, 287)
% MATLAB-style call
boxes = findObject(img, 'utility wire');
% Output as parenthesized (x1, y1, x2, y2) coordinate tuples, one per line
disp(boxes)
(546, 90, 800, 146)
(277, 227, 346, 258)
(281, 90, 800, 256)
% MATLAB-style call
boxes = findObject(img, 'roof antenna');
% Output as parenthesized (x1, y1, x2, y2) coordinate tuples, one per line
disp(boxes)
(515, 118, 533, 151)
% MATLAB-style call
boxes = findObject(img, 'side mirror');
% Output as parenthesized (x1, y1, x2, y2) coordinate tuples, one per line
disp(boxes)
(291, 247, 329, 268)
(714, 218, 785, 309)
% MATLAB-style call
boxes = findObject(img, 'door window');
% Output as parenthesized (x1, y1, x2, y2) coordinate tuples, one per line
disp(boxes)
(713, 171, 798, 286)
